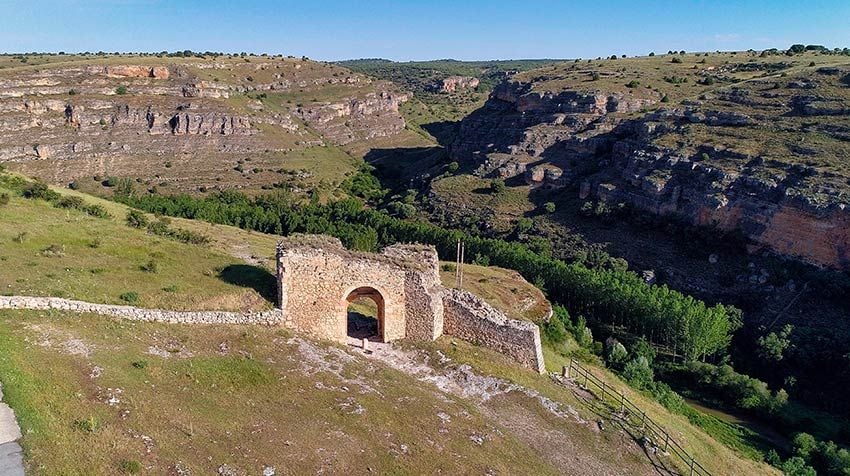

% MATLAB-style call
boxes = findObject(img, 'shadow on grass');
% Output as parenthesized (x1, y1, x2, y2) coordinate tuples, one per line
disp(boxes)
(218, 264, 277, 304)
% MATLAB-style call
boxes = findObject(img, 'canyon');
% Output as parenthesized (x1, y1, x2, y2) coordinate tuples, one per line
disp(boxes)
(448, 56, 850, 271)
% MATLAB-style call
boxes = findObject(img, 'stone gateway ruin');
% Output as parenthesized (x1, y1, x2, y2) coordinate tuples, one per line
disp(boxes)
(276, 235, 546, 373)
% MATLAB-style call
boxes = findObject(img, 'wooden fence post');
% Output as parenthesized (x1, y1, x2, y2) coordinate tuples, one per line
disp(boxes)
(689, 456, 695, 476)
(601, 381, 607, 400)
(620, 391, 625, 413)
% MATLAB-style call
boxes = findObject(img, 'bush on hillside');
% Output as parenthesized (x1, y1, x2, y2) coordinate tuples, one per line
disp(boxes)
(22, 181, 59, 201)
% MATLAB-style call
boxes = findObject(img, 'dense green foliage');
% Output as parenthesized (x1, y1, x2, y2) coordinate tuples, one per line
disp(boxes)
(662, 361, 788, 416)
(118, 190, 737, 361)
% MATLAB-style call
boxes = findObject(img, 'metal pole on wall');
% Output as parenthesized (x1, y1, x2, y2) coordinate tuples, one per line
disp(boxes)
(455, 239, 461, 288)
(459, 241, 465, 289)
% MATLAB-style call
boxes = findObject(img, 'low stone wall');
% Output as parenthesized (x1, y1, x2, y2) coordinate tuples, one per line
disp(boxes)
(0, 296, 283, 325)
(442, 289, 546, 373)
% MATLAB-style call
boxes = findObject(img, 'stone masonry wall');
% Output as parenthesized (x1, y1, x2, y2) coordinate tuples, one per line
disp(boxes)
(442, 289, 546, 374)
(0, 296, 283, 325)
(277, 237, 410, 343)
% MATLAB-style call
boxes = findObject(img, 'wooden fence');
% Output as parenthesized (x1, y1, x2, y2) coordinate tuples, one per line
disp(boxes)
(562, 358, 711, 476)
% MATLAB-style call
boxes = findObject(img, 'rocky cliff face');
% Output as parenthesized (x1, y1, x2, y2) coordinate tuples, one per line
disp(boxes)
(450, 57, 850, 270)
(294, 90, 408, 145)
(0, 56, 409, 191)
(430, 76, 480, 93)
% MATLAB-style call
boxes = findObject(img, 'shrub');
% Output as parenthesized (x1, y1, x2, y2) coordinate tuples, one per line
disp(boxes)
(387, 201, 416, 219)
(119, 291, 139, 304)
(22, 181, 60, 201)
(13, 232, 27, 243)
(102, 176, 118, 187)
(55, 196, 84, 209)
(126, 210, 149, 228)
(0, 193, 9, 206)
(68, 181, 79, 190)
(514, 217, 533, 235)
(140, 259, 158, 273)
(671, 57, 683, 64)
(781, 457, 816, 476)
(472, 253, 490, 266)
(131, 360, 149, 369)
(146, 219, 170, 235)
(543, 202, 556, 214)
(660, 94, 670, 103)
(544, 317, 569, 344)
(490, 179, 506, 194)
(162, 284, 178, 293)
(605, 338, 628, 366)
(625, 80, 640, 88)
(115, 85, 128, 95)
(84, 204, 110, 218)
(89, 238, 102, 248)
(623, 356, 654, 390)
(119, 459, 142, 474)
(447, 161, 459, 173)
(73, 416, 100, 433)
(441, 263, 456, 273)
(573, 316, 594, 348)
(793, 433, 818, 459)
(591, 72, 600, 81)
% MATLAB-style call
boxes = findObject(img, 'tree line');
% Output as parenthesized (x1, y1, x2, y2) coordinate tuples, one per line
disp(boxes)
(119, 190, 738, 361)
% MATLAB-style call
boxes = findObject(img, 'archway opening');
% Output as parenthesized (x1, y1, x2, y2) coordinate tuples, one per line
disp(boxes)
(345, 286, 385, 343)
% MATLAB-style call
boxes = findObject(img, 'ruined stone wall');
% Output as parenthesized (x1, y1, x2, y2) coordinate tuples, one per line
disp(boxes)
(277, 237, 412, 343)
(442, 289, 546, 374)
(0, 296, 283, 325)
(277, 235, 547, 372)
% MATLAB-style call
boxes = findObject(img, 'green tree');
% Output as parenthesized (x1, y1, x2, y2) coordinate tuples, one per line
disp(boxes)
(793, 433, 818, 460)
(781, 457, 816, 476)
(543, 202, 556, 214)
(490, 179, 506, 194)
(757, 324, 793, 362)
(623, 356, 654, 390)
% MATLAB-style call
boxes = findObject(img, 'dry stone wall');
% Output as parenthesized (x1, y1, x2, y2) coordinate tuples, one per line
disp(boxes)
(442, 289, 546, 373)
(0, 296, 282, 325)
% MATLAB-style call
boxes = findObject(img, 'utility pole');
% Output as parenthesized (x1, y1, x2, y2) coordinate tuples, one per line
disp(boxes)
(459, 240, 465, 290)
(455, 239, 461, 288)
(455, 239, 465, 290)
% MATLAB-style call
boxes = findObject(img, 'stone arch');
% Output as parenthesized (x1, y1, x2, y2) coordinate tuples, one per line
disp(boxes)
(340, 285, 387, 342)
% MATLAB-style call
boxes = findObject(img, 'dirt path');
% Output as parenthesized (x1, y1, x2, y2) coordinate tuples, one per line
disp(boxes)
(0, 384, 24, 476)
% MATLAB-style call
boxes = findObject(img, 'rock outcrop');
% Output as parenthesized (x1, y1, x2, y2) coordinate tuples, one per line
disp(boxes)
(450, 62, 850, 270)
(431, 76, 480, 93)
(0, 56, 410, 191)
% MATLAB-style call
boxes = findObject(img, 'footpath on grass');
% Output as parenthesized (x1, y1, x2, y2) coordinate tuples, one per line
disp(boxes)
(0, 383, 24, 476)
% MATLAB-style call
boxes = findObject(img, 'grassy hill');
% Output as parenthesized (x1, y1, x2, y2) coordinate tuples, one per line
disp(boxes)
(0, 172, 779, 474)
(0, 172, 278, 310)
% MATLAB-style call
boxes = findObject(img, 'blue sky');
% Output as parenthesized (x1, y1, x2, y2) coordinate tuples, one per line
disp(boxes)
(1, 0, 849, 61)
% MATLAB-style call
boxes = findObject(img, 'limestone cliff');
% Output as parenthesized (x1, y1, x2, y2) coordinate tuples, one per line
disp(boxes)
(0, 56, 409, 191)
(450, 57, 850, 270)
